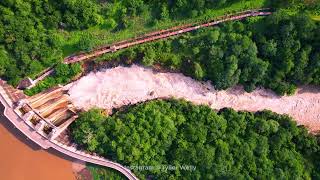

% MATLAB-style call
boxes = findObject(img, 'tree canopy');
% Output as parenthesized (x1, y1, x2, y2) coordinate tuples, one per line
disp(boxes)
(0, 0, 249, 86)
(0, 0, 100, 85)
(1, 0, 318, 94)
(24, 62, 82, 96)
(104, 12, 320, 95)
(71, 99, 320, 179)
(87, 164, 127, 180)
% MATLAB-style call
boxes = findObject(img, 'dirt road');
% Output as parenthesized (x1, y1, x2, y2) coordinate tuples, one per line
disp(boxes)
(67, 65, 320, 132)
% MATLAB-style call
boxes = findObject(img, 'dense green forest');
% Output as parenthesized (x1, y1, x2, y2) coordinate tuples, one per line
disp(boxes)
(1, 0, 319, 87)
(101, 11, 320, 95)
(0, 0, 101, 85)
(71, 99, 320, 179)
(87, 164, 126, 180)
(24, 62, 82, 96)
(0, 0, 261, 85)
(1, 1, 320, 179)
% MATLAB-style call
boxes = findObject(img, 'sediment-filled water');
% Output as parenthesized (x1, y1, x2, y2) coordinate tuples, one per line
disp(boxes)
(0, 104, 76, 180)
(68, 65, 320, 132)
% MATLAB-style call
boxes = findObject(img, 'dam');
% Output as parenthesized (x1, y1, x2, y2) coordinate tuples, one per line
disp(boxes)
(14, 86, 78, 140)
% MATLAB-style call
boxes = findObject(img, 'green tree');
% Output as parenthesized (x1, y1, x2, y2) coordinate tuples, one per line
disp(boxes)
(71, 99, 320, 179)
(160, 4, 170, 20)
(77, 33, 95, 52)
(55, 63, 70, 77)
(193, 62, 205, 80)
(142, 48, 156, 66)
(0, 46, 9, 76)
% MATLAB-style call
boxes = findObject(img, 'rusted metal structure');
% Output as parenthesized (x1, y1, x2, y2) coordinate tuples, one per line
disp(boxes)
(64, 9, 272, 64)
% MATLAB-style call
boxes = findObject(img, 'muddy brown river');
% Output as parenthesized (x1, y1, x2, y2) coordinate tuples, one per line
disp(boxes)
(0, 103, 75, 180)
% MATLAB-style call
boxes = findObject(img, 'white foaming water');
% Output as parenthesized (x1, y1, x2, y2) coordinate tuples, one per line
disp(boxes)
(67, 65, 210, 110)
(67, 65, 320, 132)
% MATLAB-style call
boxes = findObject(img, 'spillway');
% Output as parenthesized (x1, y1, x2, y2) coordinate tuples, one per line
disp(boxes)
(28, 87, 63, 105)
(15, 85, 78, 138)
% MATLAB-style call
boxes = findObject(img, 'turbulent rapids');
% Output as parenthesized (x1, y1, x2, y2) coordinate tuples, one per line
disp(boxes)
(67, 65, 320, 132)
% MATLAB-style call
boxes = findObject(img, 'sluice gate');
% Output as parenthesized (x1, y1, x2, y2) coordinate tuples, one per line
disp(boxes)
(15, 86, 78, 140)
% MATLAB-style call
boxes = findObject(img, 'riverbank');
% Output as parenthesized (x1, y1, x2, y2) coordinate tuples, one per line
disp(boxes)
(67, 65, 320, 133)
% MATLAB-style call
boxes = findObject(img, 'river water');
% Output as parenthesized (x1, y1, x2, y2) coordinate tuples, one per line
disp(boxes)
(68, 65, 320, 132)
(0, 103, 76, 180)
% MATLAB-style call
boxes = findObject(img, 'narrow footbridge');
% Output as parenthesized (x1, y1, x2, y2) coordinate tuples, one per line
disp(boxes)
(64, 8, 272, 64)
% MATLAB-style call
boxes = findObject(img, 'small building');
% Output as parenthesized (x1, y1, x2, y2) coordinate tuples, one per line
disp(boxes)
(17, 77, 35, 90)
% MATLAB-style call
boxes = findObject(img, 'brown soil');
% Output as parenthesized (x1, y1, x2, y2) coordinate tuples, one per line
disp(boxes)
(67, 65, 320, 133)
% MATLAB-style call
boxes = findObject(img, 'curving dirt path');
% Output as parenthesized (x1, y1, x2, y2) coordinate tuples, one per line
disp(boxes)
(67, 65, 320, 133)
